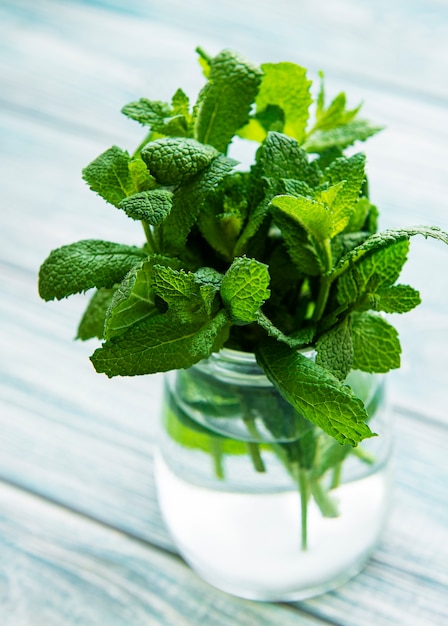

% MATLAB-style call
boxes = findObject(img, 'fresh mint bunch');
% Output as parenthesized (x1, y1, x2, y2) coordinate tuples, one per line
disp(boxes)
(38, 47, 448, 447)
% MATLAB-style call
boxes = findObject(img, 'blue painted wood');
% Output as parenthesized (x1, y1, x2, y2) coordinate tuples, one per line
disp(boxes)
(1, 0, 448, 624)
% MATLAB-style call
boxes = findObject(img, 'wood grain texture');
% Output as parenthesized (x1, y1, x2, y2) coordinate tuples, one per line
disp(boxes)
(0, 483, 327, 626)
(1, 0, 447, 624)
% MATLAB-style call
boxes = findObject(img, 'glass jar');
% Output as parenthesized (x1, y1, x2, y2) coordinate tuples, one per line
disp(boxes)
(154, 349, 392, 601)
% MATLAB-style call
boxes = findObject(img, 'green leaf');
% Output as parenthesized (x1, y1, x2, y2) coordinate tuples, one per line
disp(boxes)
(128, 158, 157, 192)
(313, 89, 361, 132)
(82, 146, 136, 207)
(350, 312, 401, 373)
(194, 268, 223, 315)
(337, 239, 410, 306)
(91, 310, 230, 377)
(242, 63, 312, 144)
(118, 189, 173, 224)
(162, 154, 237, 252)
(270, 199, 323, 276)
(38, 240, 147, 301)
(104, 262, 158, 340)
(194, 49, 262, 153)
(255, 311, 315, 349)
(321, 153, 366, 234)
(303, 119, 383, 153)
(121, 98, 171, 127)
(256, 339, 374, 445)
(344, 197, 376, 233)
(76, 288, 115, 340)
(234, 133, 320, 256)
(151, 265, 204, 322)
(221, 257, 270, 324)
(197, 171, 249, 259)
(255, 132, 320, 183)
(374, 284, 421, 314)
(332, 226, 448, 282)
(316, 318, 353, 381)
(141, 137, 219, 186)
(271, 194, 332, 243)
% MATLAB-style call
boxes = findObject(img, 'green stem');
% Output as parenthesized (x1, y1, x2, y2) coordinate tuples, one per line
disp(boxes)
(313, 239, 333, 322)
(195, 46, 212, 64)
(330, 462, 342, 489)
(351, 446, 375, 465)
(245, 442, 266, 473)
(310, 479, 339, 518)
(210, 437, 225, 480)
(312, 275, 332, 322)
(298, 468, 309, 551)
(142, 220, 157, 253)
(243, 416, 266, 473)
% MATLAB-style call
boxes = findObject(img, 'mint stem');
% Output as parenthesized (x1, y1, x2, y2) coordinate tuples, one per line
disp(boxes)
(313, 239, 333, 322)
(246, 442, 266, 473)
(195, 46, 212, 64)
(330, 462, 342, 489)
(298, 468, 309, 550)
(313, 275, 331, 322)
(243, 415, 266, 473)
(210, 437, 225, 479)
(141, 220, 157, 252)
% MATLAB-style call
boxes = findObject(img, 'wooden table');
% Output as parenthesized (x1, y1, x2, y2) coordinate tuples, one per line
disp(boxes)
(1, 1, 447, 624)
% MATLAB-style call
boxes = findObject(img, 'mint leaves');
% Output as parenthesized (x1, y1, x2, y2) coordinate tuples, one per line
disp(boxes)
(194, 48, 262, 153)
(38, 241, 146, 300)
(221, 257, 270, 324)
(257, 340, 374, 445)
(38, 46, 448, 452)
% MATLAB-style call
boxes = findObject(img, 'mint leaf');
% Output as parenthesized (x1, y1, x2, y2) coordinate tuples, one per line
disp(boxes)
(128, 158, 157, 192)
(313, 84, 361, 132)
(241, 63, 312, 144)
(234, 132, 320, 256)
(194, 49, 262, 153)
(197, 172, 249, 260)
(332, 227, 448, 282)
(337, 239, 410, 306)
(141, 137, 218, 186)
(119, 190, 173, 224)
(270, 198, 323, 276)
(121, 98, 171, 127)
(321, 153, 366, 233)
(104, 262, 158, 340)
(151, 265, 207, 323)
(256, 132, 320, 183)
(77, 288, 115, 340)
(91, 309, 230, 377)
(375, 284, 421, 314)
(82, 146, 135, 207)
(256, 339, 374, 445)
(351, 312, 401, 373)
(162, 154, 237, 252)
(194, 267, 223, 316)
(304, 119, 383, 153)
(221, 257, 270, 324)
(344, 197, 377, 233)
(255, 311, 315, 349)
(316, 318, 353, 381)
(38, 240, 146, 301)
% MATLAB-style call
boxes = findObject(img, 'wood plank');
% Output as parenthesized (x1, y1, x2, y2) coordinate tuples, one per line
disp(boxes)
(0, 482, 327, 626)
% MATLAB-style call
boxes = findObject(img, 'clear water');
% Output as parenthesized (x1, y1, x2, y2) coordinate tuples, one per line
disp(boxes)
(155, 452, 390, 601)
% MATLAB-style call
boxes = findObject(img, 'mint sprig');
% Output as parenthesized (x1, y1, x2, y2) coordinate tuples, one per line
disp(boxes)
(39, 47, 448, 449)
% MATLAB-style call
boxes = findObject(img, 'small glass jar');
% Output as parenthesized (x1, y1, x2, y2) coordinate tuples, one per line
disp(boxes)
(154, 349, 392, 601)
